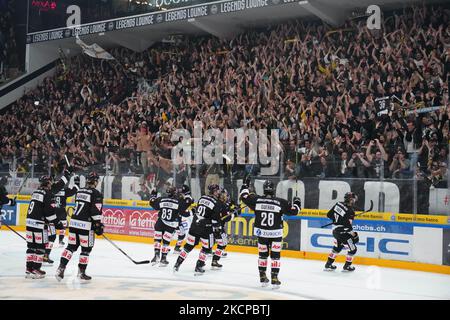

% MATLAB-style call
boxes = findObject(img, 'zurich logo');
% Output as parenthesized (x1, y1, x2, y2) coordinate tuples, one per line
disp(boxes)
(64, 29, 71, 37)
(391, 214, 396, 221)
(210, 5, 218, 15)
(156, 14, 163, 23)
(108, 22, 114, 31)
(255, 229, 261, 236)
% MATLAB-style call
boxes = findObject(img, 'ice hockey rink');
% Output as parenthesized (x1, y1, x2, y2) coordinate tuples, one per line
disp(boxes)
(1, 231, 449, 300)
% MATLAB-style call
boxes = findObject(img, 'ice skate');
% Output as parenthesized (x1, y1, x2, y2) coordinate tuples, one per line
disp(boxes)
(159, 256, 169, 267)
(78, 267, 92, 281)
(31, 268, 46, 279)
(194, 261, 205, 276)
(211, 260, 223, 270)
(259, 272, 269, 287)
(343, 262, 355, 272)
(25, 268, 35, 279)
(43, 254, 54, 266)
(324, 257, 337, 271)
(55, 266, 66, 282)
(324, 263, 337, 271)
(271, 273, 281, 289)
(151, 254, 160, 266)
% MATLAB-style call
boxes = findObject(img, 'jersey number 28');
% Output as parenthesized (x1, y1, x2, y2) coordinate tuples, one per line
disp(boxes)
(261, 212, 274, 227)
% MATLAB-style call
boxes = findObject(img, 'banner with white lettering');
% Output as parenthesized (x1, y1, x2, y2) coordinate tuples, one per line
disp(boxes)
(374, 96, 391, 117)
(27, 0, 286, 44)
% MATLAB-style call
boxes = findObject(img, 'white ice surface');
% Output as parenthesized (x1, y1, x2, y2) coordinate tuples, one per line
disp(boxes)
(1, 230, 449, 300)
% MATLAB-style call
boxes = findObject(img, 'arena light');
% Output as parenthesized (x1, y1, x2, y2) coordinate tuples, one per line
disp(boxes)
(298, 0, 308, 5)
(34, 101, 40, 106)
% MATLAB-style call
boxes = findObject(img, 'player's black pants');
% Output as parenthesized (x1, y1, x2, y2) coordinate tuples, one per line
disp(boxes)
(26, 219, 46, 271)
(59, 224, 95, 272)
(257, 236, 282, 276)
(176, 224, 214, 268)
(44, 223, 57, 256)
(55, 208, 67, 242)
(153, 219, 177, 257)
(328, 229, 357, 265)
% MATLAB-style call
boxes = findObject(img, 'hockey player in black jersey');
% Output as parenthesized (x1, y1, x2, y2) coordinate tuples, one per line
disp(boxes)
(25, 171, 71, 279)
(240, 179, 301, 288)
(55, 175, 80, 247)
(173, 184, 225, 275)
(55, 171, 104, 282)
(43, 175, 80, 265)
(149, 185, 191, 266)
(211, 188, 238, 270)
(174, 184, 194, 253)
(324, 192, 359, 272)
(0, 174, 16, 226)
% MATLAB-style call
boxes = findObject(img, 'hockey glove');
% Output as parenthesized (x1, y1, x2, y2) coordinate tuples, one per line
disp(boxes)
(293, 197, 302, 211)
(8, 197, 16, 207)
(55, 220, 64, 230)
(63, 168, 73, 178)
(93, 221, 104, 236)
(350, 231, 359, 244)
(74, 175, 80, 187)
(213, 226, 222, 239)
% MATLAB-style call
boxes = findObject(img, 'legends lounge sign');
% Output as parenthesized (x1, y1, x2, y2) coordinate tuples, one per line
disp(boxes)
(26, 0, 286, 44)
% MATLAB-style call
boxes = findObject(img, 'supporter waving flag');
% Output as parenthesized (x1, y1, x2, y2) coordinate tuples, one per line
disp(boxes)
(75, 36, 115, 60)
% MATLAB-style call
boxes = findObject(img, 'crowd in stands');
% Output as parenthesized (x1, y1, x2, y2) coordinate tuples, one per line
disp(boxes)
(0, 0, 20, 83)
(0, 4, 449, 190)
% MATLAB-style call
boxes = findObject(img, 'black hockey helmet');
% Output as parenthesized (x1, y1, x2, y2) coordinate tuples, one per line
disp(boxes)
(86, 171, 100, 184)
(0, 173, 10, 186)
(344, 192, 357, 205)
(39, 175, 52, 188)
(166, 185, 177, 197)
(219, 188, 230, 203)
(208, 184, 220, 196)
(263, 180, 275, 196)
(180, 184, 190, 195)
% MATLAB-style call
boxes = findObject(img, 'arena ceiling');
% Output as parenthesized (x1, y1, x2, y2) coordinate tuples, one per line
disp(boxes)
(28, 0, 446, 54)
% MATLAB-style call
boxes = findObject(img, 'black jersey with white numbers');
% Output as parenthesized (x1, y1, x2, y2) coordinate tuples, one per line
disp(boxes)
(69, 188, 103, 231)
(326, 202, 355, 231)
(150, 195, 188, 228)
(192, 195, 223, 229)
(54, 186, 78, 211)
(26, 176, 69, 226)
(240, 190, 299, 238)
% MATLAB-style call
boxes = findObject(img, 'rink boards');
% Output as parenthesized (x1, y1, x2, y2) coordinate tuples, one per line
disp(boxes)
(2, 195, 450, 274)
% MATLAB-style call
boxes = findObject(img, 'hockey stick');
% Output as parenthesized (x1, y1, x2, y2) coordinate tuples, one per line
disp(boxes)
(16, 172, 31, 196)
(1, 221, 27, 241)
(0, 173, 32, 240)
(321, 200, 374, 228)
(102, 234, 150, 265)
